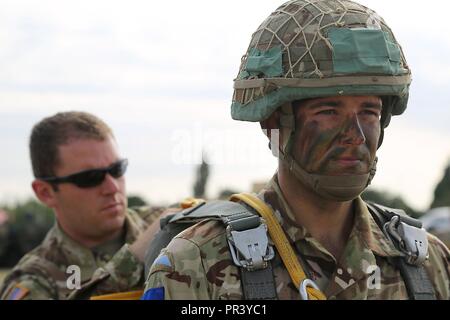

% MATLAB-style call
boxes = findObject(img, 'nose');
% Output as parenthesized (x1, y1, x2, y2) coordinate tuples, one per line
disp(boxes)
(100, 173, 121, 195)
(340, 114, 366, 146)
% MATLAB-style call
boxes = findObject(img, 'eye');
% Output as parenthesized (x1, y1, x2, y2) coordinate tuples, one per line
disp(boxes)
(361, 109, 381, 118)
(316, 109, 337, 116)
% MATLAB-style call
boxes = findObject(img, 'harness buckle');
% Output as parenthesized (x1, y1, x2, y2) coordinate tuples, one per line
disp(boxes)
(226, 222, 275, 271)
(383, 215, 429, 265)
(299, 279, 321, 300)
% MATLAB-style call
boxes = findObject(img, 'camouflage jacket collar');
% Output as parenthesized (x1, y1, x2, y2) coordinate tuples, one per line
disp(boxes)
(260, 175, 404, 296)
(262, 175, 402, 258)
(43, 209, 144, 282)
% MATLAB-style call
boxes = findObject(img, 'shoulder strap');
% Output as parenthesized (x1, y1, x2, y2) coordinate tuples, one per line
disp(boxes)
(230, 193, 326, 300)
(144, 200, 249, 274)
(144, 199, 278, 300)
(366, 202, 437, 300)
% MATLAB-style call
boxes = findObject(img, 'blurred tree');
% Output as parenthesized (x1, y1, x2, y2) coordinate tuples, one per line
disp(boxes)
(0, 209, 10, 263)
(127, 195, 148, 207)
(0, 199, 54, 267)
(193, 154, 210, 198)
(362, 189, 423, 218)
(217, 189, 241, 200)
(430, 163, 450, 209)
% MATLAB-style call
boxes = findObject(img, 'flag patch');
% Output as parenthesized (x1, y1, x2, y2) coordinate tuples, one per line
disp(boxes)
(6, 285, 30, 300)
(141, 287, 164, 300)
(154, 254, 172, 267)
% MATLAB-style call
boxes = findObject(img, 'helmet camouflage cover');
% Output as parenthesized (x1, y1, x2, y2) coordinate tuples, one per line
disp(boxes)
(231, 0, 411, 128)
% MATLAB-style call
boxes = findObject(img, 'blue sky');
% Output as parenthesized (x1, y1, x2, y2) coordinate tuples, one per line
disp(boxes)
(0, 0, 449, 211)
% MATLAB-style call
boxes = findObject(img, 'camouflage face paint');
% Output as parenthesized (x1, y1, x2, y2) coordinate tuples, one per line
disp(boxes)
(292, 99, 380, 176)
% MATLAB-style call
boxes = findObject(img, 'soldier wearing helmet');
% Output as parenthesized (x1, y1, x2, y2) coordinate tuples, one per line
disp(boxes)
(143, 0, 450, 300)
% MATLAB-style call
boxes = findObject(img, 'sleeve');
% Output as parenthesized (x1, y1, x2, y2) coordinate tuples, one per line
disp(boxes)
(0, 274, 55, 300)
(69, 244, 145, 299)
(425, 233, 450, 300)
(142, 238, 211, 300)
(100, 244, 144, 291)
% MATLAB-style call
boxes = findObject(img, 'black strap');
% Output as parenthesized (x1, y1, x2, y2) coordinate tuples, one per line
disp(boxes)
(395, 258, 437, 300)
(366, 202, 421, 228)
(240, 262, 278, 300)
(366, 202, 437, 300)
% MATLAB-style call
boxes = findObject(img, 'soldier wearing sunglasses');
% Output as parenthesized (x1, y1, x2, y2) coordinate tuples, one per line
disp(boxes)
(0, 111, 166, 300)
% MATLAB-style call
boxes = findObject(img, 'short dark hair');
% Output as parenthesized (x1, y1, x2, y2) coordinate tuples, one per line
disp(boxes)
(30, 111, 114, 178)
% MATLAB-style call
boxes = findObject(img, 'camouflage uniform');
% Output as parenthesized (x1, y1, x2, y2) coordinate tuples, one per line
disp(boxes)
(0, 207, 163, 300)
(145, 177, 450, 300)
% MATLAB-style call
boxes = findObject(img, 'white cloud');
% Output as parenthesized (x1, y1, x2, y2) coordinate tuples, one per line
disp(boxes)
(0, 0, 449, 211)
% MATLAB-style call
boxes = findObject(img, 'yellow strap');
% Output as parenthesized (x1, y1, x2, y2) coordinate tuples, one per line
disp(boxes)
(90, 290, 144, 300)
(229, 193, 326, 300)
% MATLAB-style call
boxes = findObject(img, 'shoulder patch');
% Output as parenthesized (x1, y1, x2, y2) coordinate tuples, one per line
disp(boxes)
(150, 253, 174, 273)
(154, 254, 172, 268)
(141, 287, 164, 300)
(5, 284, 30, 300)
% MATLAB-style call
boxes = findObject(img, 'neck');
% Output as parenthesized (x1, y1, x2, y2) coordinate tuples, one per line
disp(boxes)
(278, 164, 355, 260)
(57, 220, 124, 249)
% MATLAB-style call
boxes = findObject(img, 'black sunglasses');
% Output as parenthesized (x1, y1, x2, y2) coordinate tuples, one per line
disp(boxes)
(40, 159, 128, 188)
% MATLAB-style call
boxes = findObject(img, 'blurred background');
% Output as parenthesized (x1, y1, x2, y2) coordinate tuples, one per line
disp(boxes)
(1, 0, 449, 280)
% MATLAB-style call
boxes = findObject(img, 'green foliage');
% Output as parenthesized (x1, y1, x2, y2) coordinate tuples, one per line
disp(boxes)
(362, 189, 423, 218)
(0, 269, 9, 286)
(6, 199, 53, 223)
(430, 164, 450, 209)
(127, 195, 148, 207)
(0, 199, 54, 267)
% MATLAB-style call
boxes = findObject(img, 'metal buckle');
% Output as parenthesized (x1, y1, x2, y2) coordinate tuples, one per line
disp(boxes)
(383, 215, 429, 265)
(226, 223, 275, 271)
(299, 279, 320, 300)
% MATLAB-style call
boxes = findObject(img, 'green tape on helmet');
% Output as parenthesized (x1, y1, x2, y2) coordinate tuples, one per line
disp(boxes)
(240, 46, 283, 79)
(329, 28, 403, 75)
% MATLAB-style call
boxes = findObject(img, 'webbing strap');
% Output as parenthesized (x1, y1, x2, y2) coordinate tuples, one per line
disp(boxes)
(230, 193, 326, 300)
(240, 263, 278, 300)
(90, 290, 144, 300)
(396, 259, 437, 300)
(145, 198, 277, 300)
(366, 202, 437, 300)
(169, 200, 250, 223)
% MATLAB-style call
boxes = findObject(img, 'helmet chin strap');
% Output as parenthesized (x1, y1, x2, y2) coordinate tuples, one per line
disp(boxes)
(268, 102, 378, 202)
(280, 151, 378, 202)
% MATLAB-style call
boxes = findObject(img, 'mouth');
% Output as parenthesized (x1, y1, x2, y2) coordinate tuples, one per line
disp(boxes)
(101, 202, 123, 213)
(332, 154, 364, 167)
(336, 156, 361, 161)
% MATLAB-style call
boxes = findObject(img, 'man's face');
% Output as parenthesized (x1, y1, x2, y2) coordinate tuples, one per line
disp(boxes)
(50, 136, 127, 243)
(292, 95, 382, 176)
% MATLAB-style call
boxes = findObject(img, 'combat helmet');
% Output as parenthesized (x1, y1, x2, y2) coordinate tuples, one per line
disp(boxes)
(231, 0, 411, 201)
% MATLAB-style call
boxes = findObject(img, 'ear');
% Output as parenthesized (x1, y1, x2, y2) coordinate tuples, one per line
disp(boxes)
(32, 180, 57, 209)
(260, 111, 280, 130)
